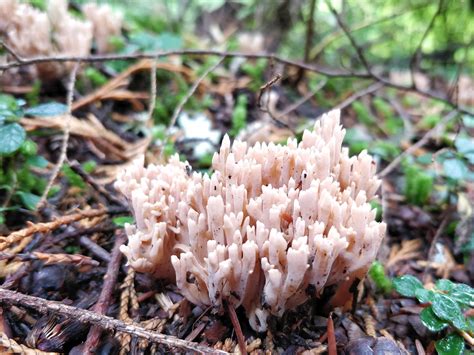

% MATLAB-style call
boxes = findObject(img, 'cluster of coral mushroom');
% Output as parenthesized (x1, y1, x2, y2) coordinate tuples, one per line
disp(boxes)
(0, 0, 121, 78)
(115, 110, 386, 331)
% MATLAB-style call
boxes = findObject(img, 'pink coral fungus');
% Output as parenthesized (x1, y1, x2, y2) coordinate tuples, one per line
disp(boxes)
(115, 109, 386, 331)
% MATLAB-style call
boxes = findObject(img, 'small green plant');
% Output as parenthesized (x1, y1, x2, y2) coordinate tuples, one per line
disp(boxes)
(84, 67, 108, 87)
(352, 101, 376, 126)
(403, 163, 434, 206)
(393, 275, 474, 355)
(112, 216, 134, 227)
(0, 97, 69, 218)
(241, 58, 267, 90)
(368, 261, 392, 293)
(229, 94, 248, 137)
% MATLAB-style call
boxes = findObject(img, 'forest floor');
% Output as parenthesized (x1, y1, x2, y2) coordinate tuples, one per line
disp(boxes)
(0, 56, 472, 354)
(1, 2, 473, 355)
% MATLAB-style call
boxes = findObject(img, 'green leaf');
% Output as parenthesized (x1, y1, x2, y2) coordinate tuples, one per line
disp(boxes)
(450, 283, 474, 308)
(81, 160, 97, 174)
(0, 93, 23, 111)
(0, 123, 26, 154)
(432, 294, 467, 330)
(26, 155, 49, 168)
(19, 139, 38, 156)
(436, 279, 456, 292)
(113, 216, 134, 227)
(415, 287, 435, 303)
(393, 275, 424, 297)
(463, 114, 474, 128)
(84, 67, 108, 87)
(16, 191, 40, 210)
(25, 102, 67, 117)
(62, 165, 85, 189)
(420, 306, 449, 332)
(435, 333, 465, 355)
(455, 136, 474, 155)
(443, 159, 468, 181)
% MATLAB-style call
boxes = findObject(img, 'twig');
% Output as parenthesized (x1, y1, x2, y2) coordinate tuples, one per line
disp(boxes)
(378, 110, 458, 177)
(0, 40, 23, 62)
(225, 301, 247, 355)
(334, 82, 384, 110)
(325, 1, 471, 116)
(0, 49, 360, 77)
(448, 41, 471, 101)
(327, 313, 337, 355)
(37, 62, 80, 209)
(79, 236, 111, 263)
(0, 289, 227, 354)
(326, 2, 374, 76)
(304, 0, 317, 63)
(309, 3, 432, 59)
(460, 330, 474, 347)
(409, 0, 444, 88)
(422, 213, 450, 283)
(67, 160, 125, 206)
(277, 78, 328, 118)
(161, 56, 225, 158)
(294, 0, 317, 82)
(0, 48, 470, 114)
(83, 233, 125, 354)
(386, 95, 414, 141)
(257, 74, 296, 132)
(257, 74, 282, 108)
(168, 56, 225, 132)
(147, 57, 158, 129)
(0, 208, 107, 251)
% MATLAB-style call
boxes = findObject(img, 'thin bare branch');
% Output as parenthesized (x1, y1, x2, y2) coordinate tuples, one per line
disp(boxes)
(0, 289, 226, 354)
(448, 41, 471, 102)
(334, 82, 384, 110)
(37, 62, 80, 209)
(326, 1, 373, 76)
(324, 1, 471, 116)
(226, 301, 247, 355)
(159, 56, 225, 159)
(0, 49, 365, 77)
(67, 160, 125, 206)
(409, 0, 444, 88)
(278, 78, 328, 118)
(84, 233, 126, 354)
(294, 0, 318, 82)
(379, 110, 458, 177)
(147, 57, 158, 129)
(310, 2, 432, 59)
(257, 74, 282, 109)
(0, 48, 470, 115)
(0, 40, 23, 63)
(168, 56, 225, 131)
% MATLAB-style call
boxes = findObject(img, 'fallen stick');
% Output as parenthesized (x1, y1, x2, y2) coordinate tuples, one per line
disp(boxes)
(0, 289, 227, 354)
